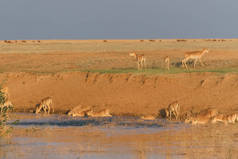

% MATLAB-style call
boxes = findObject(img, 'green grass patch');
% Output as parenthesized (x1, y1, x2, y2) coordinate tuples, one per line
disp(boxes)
(11, 66, 238, 75)
(80, 67, 186, 74)
(80, 67, 238, 75)
(191, 67, 238, 74)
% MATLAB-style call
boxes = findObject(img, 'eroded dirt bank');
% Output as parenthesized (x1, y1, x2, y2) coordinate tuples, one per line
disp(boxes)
(1, 72, 238, 116)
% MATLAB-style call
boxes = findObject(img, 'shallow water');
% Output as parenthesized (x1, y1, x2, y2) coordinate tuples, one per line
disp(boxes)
(1, 113, 238, 159)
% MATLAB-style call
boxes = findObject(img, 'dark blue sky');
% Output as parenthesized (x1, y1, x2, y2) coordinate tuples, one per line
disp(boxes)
(1, 0, 238, 40)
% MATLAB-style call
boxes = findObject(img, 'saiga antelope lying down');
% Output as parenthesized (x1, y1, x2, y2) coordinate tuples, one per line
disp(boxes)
(185, 108, 218, 125)
(86, 108, 112, 117)
(67, 105, 112, 117)
(211, 113, 238, 125)
(67, 105, 91, 117)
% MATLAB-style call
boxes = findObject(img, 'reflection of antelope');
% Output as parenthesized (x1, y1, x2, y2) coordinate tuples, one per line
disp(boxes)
(35, 97, 53, 114)
(164, 56, 170, 70)
(165, 101, 180, 120)
(182, 49, 209, 70)
(140, 115, 156, 120)
(129, 52, 146, 70)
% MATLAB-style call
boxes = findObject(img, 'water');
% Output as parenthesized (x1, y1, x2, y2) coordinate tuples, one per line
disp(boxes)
(1, 113, 238, 159)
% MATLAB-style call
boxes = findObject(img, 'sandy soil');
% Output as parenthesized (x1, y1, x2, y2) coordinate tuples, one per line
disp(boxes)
(0, 39, 238, 116)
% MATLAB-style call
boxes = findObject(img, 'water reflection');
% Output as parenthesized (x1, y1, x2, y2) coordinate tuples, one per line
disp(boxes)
(1, 113, 238, 159)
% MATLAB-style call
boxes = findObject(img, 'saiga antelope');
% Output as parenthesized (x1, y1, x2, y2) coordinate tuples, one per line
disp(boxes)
(182, 49, 209, 70)
(129, 52, 146, 70)
(165, 101, 180, 120)
(164, 56, 170, 70)
(86, 108, 112, 117)
(35, 97, 53, 114)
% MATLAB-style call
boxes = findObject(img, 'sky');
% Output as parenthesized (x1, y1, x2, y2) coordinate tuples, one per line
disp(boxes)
(0, 0, 238, 40)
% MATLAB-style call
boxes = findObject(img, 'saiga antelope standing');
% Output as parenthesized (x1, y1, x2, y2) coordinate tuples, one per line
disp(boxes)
(165, 101, 180, 120)
(35, 97, 53, 114)
(182, 49, 209, 70)
(129, 52, 146, 70)
(164, 56, 170, 70)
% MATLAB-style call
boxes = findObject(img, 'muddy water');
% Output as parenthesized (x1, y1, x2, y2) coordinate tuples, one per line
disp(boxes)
(1, 113, 238, 159)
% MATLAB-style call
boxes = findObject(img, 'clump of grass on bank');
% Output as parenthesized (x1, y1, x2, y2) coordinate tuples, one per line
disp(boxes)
(80, 67, 238, 75)
(0, 86, 13, 137)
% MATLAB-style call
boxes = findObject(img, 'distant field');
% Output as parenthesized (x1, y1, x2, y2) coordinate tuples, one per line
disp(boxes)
(1, 39, 238, 54)
(0, 39, 238, 74)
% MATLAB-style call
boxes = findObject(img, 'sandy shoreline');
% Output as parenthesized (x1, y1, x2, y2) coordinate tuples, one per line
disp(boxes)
(1, 71, 237, 116)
